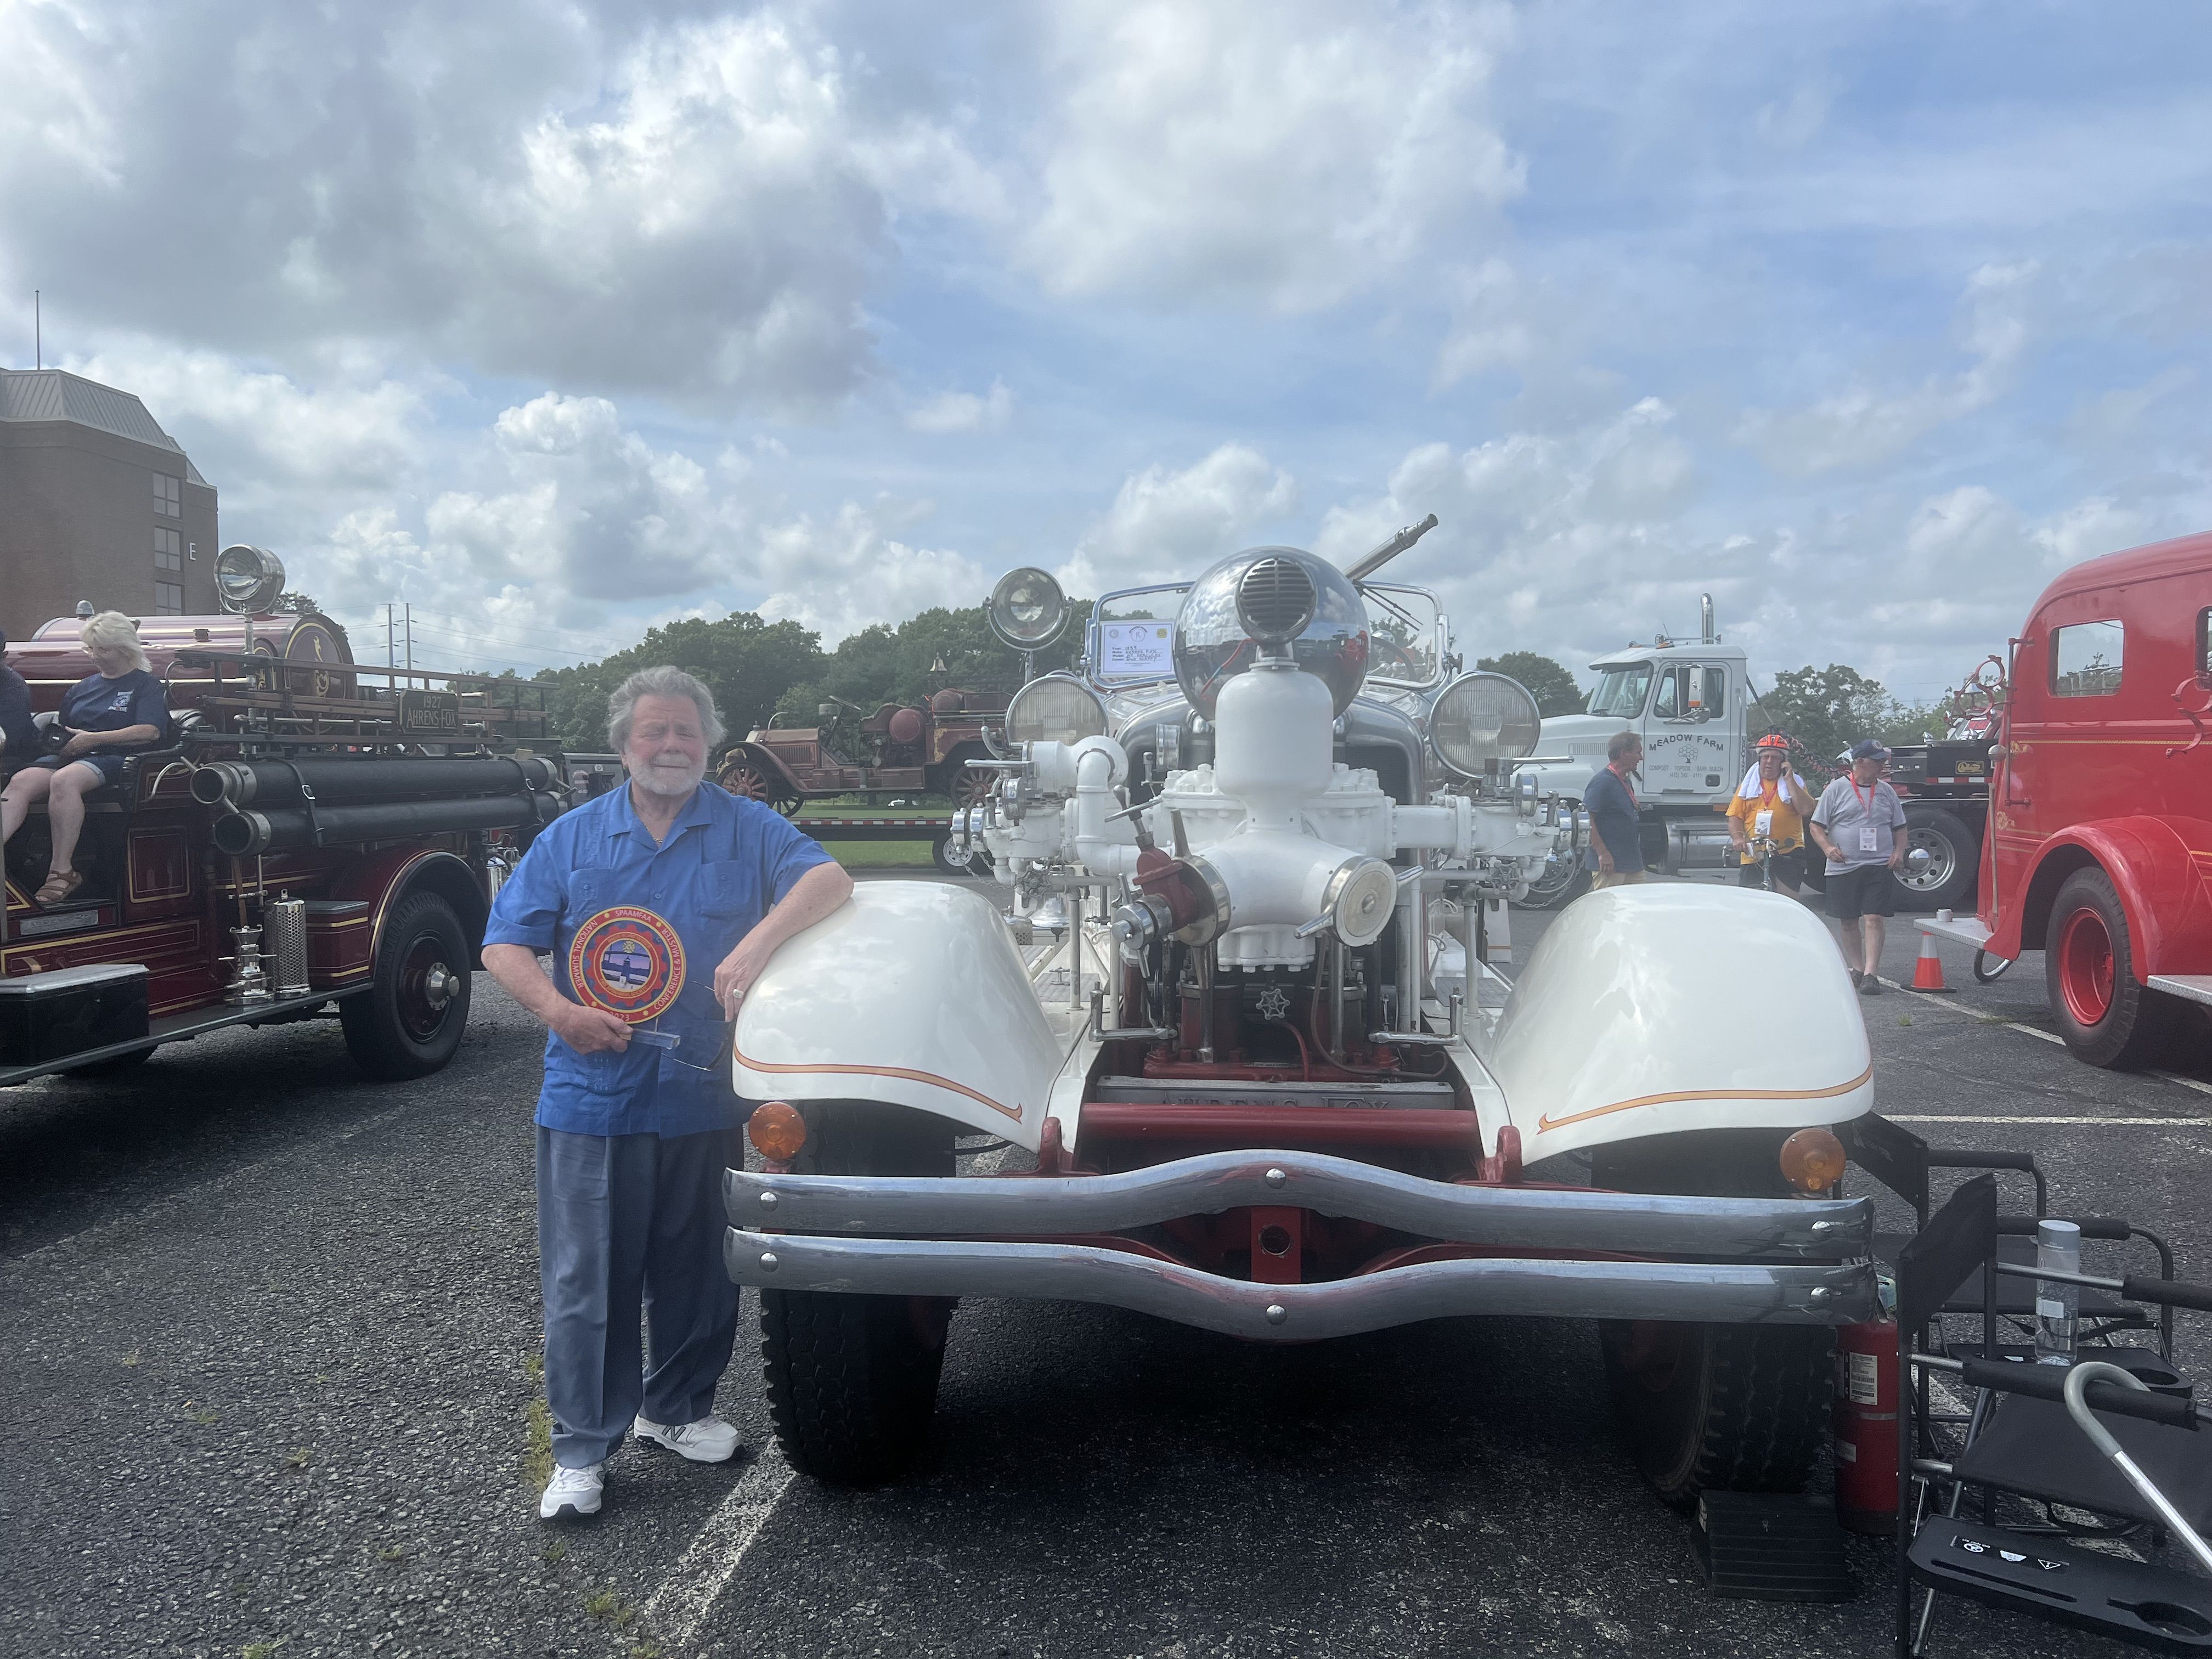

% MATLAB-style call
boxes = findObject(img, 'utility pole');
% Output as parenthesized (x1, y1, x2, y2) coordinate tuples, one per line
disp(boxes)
(404, 603, 413, 673)
(386, 604, 394, 672)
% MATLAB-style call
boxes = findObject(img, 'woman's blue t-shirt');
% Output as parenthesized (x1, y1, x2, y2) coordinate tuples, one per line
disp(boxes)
(61, 670, 168, 740)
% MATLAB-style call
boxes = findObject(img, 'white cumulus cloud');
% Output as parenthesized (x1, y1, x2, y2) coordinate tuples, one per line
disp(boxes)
(1019, 0, 1522, 310)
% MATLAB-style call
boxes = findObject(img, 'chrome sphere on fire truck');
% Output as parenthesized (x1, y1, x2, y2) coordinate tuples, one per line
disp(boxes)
(1171, 545, 1370, 717)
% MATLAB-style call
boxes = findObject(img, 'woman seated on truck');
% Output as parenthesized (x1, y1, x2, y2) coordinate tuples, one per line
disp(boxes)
(0, 611, 170, 905)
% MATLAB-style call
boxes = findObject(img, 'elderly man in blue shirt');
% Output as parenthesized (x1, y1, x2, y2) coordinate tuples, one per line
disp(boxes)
(483, 666, 853, 1522)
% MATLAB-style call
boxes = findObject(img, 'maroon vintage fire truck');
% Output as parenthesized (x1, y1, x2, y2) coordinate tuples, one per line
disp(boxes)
(1920, 529, 2212, 1066)
(1, 547, 569, 1087)
(715, 689, 1006, 812)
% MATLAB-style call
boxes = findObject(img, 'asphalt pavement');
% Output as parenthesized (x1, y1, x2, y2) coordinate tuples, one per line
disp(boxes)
(3, 870, 2207, 1658)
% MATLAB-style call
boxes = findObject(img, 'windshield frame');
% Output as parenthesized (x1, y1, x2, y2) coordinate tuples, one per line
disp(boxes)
(1586, 661, 1654, 719)
(1086, 583, 1190, 686)
(1357, 581, 1449, 690)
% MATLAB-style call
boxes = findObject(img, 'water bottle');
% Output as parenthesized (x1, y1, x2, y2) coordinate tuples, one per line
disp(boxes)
(2034, 1218, 2082, 1365)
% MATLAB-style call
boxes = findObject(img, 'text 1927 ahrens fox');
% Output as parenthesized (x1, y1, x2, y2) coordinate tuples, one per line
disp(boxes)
(719, 522, 1882, 1509)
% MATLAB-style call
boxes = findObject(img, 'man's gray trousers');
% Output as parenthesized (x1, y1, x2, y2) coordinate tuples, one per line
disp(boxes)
(537, 1124, 741, 1469)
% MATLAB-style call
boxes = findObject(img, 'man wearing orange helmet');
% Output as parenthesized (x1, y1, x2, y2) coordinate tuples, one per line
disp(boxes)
(1728, 733, 1817, 891)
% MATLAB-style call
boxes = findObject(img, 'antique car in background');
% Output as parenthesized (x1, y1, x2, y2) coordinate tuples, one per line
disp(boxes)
(1, 545, 567, 1087)
(721, 522, 1880, 1513)
(1921, 528, 2212, 1066)
(715, 688, 1007, 812)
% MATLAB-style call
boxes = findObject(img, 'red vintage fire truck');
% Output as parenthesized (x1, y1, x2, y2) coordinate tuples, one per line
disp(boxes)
(716, 689, 1007, 813)
(1921, 529, 2212, 1066)
(1, 546, 568, 1087)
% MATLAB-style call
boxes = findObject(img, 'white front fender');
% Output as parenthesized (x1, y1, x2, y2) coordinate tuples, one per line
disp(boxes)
(732, 882, 1064, 1150)
(1487, 884, 1872, 1163)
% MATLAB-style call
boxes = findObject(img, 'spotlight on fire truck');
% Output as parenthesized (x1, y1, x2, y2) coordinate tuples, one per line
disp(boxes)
(988, 567, 1069, 650)
(213, 544, 287, 615)
(1426, 671, 1543, 780)
(1006, 673, 1109, 747)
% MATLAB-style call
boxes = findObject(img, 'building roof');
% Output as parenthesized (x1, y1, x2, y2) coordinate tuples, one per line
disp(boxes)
(0, 368, 208, 486)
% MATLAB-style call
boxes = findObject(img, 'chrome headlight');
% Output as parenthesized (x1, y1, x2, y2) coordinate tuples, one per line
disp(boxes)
(1427, 672, 1542, 780)
(989, 567, 1070, 649)
(213, 544, 286, 614)
(1006, 673, 1109, 747)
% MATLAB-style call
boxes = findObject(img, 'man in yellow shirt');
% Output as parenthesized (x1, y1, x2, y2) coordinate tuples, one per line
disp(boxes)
(1728, 733, 1818, 893)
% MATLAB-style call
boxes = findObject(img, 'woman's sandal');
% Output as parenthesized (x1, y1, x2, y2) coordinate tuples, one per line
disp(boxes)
(33, 869, 84, 906)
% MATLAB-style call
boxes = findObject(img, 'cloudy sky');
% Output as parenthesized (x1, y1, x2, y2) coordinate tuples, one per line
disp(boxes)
(5, 1, 2208, 698)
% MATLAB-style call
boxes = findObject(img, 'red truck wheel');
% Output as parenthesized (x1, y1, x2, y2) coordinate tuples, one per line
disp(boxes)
(2044, 867, 2176, 1069)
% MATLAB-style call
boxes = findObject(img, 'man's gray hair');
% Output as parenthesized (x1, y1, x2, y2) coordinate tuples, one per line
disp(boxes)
(607, 666, 726, 751)
(80, 610, 150, 674)
(1607, 729, 1643, 763)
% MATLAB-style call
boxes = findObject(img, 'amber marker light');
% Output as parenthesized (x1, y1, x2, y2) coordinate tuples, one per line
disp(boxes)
(748, 1101, 808, 1164)
(1780, 1127, 1848, 1193)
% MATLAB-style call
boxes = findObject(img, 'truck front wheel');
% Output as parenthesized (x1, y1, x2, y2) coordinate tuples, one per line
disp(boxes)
(340, 890, 471, 1080)
(1592, 1132, 1833, 1506)
(1899, 808, 1978, 911)
(2045, 866, 2176, 1069)
(760, 1102, 955, 1486)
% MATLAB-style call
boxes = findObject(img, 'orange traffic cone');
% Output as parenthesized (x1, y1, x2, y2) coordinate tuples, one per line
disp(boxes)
(1911, 930, 1953, 992)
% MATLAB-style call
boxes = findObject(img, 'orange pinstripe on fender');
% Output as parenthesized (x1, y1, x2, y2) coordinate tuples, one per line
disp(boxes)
(1535, 1061, 1875, 1134)
(732, 1041, 1025, 1122)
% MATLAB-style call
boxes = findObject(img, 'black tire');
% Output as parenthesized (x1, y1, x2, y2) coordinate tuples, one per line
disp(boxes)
(760, 1102, 955, 1486)
(340, 890, 471, 1081)
(65, 1046, 155, 1079)
(1592, 1131, 1834, 1506)
(1898, 807, 1978, 912)
(1522, 860, 1592, 910)
(2044, 866, 2176, 1069)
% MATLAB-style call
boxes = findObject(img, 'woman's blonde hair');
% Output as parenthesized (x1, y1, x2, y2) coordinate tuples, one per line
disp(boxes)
(80, 611, 151, 674)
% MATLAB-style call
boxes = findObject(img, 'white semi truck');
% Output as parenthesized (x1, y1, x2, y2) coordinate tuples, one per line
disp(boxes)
(1514, 598, 1758, 906)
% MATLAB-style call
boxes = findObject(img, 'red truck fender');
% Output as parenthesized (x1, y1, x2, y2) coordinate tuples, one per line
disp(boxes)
(332, 848, 492, 970)
(1996, 816, 2212, 980)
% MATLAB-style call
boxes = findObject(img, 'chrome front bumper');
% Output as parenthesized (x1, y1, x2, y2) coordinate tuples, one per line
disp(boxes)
(723, 1149, 1878, 1342)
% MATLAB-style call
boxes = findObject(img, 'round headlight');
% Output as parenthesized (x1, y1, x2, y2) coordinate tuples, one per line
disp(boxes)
(213, 544, 287, 615)
(1427, 672, 1542, 779)
(989, 567, 1069, 649)
(1006, 673, 1108, 747)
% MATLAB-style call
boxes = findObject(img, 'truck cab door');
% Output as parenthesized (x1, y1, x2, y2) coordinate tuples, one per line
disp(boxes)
(1644, 664, 1733, 798)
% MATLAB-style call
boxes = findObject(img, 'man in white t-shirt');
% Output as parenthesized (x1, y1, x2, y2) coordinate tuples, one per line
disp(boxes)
(1809, 740, 1909, 994)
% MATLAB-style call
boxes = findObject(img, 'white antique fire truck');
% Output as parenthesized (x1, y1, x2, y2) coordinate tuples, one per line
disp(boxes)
(723, 532, 1880, 1507)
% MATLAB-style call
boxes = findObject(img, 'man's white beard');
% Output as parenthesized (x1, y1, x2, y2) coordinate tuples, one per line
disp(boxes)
(632, 754, 705, 798)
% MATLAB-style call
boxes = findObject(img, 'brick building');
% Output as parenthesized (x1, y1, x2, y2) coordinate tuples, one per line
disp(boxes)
(0, 368, 220, 640)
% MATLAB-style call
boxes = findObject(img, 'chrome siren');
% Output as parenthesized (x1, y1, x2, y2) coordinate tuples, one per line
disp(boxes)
(1172, 546, 1369, 718)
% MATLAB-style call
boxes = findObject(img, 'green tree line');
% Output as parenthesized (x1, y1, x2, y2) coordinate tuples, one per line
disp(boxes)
(530, 602, 1089, 753)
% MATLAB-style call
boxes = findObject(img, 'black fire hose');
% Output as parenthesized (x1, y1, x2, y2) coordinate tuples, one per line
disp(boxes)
(212, 791, 565, 856)
(191, 754, 561, 808)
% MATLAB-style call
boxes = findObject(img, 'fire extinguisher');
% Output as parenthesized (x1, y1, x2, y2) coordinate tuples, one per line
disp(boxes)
(1832, 1314, 1900, 1534)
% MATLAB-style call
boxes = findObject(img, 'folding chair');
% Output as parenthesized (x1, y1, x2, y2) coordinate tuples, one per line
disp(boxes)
(1894, 1174, 2212, 1655)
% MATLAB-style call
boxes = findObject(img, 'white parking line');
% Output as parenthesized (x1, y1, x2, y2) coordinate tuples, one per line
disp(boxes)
(1889, 1115, 2212, 1127)
(641, 1446, 795, 1649)
(2152, 1070, 2212, 1098)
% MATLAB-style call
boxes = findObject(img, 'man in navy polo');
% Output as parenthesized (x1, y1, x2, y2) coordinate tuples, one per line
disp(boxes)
(483, 666, 851, 1521)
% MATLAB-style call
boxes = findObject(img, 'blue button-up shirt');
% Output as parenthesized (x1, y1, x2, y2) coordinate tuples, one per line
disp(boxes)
(484, 781, 835, 1138)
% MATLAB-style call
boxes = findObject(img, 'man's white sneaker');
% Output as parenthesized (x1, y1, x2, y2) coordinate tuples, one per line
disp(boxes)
(634, 1413, 742, 1464)
(539, 1463, 604, 1521)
